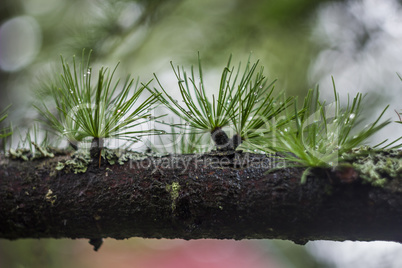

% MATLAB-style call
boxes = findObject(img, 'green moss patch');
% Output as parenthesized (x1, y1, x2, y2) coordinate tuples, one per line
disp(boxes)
(350, 147, 402, 187)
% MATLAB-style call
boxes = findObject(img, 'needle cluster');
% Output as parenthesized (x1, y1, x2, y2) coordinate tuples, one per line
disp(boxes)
(148, 54, 290, 151)
(35, 51, 164, 158)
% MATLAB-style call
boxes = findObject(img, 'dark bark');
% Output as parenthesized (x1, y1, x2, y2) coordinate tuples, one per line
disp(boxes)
(231, 134, 243, 150)
(1, 151, 402, 247)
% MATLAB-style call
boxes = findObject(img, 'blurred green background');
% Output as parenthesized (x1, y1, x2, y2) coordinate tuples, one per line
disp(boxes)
(1, 0, 402, 267)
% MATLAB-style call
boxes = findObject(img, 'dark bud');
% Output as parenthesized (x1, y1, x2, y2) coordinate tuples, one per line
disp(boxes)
(211, 127, 231, 151)
(231, 134, 243, 150)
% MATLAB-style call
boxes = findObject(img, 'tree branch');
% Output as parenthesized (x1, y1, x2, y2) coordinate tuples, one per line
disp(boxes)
(1, 151, 402, 248)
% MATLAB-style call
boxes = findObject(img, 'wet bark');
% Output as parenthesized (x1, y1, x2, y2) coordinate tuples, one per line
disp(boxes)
(1, 151, 402, 247)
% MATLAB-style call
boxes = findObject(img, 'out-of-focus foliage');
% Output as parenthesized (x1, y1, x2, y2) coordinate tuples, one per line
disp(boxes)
(309, 0, 402, 140)
(0, 0, 339, 116)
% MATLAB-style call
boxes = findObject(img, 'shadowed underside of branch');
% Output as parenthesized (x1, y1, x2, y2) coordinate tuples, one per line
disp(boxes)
(1, 151, 402, 247)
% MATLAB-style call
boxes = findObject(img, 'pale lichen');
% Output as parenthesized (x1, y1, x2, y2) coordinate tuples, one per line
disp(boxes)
(101, 148, 149, 165)
(55, 148, 158, 174)
(351, 147, 402, 187)
(55, 150, 91, 174)
(8, 143, 54, 161)
(45, 189, 57, 206)
(9, 148, 30, 161)
(166, 182, 181, 211)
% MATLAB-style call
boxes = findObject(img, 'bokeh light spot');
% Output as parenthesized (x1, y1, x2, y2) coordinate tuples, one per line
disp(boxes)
(0, 16, 42, 72)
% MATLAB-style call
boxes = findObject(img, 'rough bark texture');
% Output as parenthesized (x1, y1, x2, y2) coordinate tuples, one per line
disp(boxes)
(1, 151, 402, 246)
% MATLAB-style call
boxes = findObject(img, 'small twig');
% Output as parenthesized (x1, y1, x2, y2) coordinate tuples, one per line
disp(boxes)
(395, 109, 402, 122)
(99, 148, 102, 168)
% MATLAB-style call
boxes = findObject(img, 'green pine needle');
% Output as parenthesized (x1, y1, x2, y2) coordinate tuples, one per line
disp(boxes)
(395, 73, 402, 124)
(16, 124, 50, 152)
(0, 105, 12, 139)
(0, 105, 13, 153)
(149, 54, 239, 133)
(148, 54, 291, 150)
(35, 51, 165, 150)
(396, 109, 402, 124)
(252, 78, 391, 172)
(148, 123, 211, 154)
(231, 60, 293, 141)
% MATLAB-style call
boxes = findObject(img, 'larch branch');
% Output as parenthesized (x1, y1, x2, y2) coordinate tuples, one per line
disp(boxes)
(1, 151, 402, 247)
